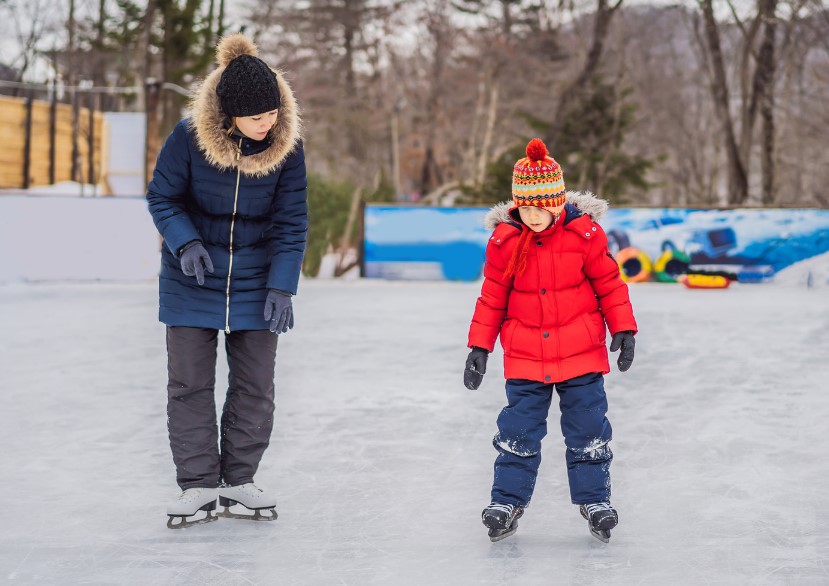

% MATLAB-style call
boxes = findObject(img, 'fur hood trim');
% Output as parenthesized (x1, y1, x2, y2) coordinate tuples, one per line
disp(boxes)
(187, 36, 301, 177)
(483, 191, 609, 230)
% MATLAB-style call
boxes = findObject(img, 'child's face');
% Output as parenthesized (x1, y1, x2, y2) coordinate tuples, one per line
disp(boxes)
(518, 206, 554, 232)
(234, 110, 279, 140)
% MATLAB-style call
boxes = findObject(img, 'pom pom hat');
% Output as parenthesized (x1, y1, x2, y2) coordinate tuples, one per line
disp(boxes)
(215, 34, 281, 117)
(503, 138, 567, 278)
(512, 138, 566, 209)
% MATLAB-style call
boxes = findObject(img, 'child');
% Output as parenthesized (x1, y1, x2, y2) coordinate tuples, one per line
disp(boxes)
(464, 138, 637, 543)
(146, 33, 307, 528)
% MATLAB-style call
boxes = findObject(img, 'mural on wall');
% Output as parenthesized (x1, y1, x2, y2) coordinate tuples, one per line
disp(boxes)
(363, 205, 829, 284)
(602, 208, 829, 284)
(363, 206, 490, 281)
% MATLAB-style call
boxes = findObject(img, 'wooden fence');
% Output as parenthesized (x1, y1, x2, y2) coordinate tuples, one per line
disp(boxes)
(0, 95, 108, 190)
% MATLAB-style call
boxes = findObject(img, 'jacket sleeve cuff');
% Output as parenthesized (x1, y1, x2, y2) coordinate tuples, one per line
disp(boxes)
(468, 333, 497, 353)
(267, 256, 302, 294)
(165, 228, 202, 258)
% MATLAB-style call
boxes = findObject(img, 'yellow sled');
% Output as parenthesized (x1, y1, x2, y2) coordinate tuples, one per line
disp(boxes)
(679, 274, 731, 289)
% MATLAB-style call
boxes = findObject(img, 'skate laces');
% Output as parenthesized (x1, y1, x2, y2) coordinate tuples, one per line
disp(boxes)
(177, 488, 203, 502)
(223, 482, 264, 495)
(486, 503, 516, 515)
(584, 502, 614, 516)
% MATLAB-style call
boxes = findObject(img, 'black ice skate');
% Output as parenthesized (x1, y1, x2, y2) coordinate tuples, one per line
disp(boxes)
(579, 502, 618, 543)
(482, 503, 524, 542)
(166, 487, 219, 529)
(217, 483, 278, 521)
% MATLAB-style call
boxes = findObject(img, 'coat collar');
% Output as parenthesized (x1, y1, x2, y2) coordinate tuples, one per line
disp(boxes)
(187, 66, 301, 177)
(483, 191, 610, 231)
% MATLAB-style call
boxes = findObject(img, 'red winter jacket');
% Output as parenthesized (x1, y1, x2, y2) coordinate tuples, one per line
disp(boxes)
(468, 192, 637, 383)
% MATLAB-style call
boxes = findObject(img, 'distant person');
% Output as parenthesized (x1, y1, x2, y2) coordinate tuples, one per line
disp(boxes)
(146, 33, 307, 529)
(464, 138, 637, 543)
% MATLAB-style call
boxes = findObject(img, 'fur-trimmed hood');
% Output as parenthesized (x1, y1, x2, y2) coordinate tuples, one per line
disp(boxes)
(483, 191, 609, 230)
(187, 33, 301, 177)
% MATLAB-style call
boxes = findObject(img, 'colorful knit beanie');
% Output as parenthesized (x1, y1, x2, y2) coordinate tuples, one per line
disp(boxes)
(504, 138, 566, 279)
(512, 138, 565, 209)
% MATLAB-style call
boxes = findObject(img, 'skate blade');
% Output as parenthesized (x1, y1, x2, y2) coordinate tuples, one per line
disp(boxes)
(482, 509, 524, 530)
(216, 506, 278, 521)
(589, 528, 611, 543)
(166, 511, 218, 529)
(488, 522, 519, 542)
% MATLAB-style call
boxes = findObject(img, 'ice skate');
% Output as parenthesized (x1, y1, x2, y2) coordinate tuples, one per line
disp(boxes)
(166, 487, 219, 529)
(217, 482, 278, 521)
(579, 502, 618, 543)
(482, 503, 524, 542)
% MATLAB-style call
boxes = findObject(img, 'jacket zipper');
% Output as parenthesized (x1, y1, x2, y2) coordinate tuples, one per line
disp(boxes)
(225, 138, 243, 334)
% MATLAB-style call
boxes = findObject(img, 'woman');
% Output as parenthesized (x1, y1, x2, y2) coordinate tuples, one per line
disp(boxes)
(146, 33, 307, 529)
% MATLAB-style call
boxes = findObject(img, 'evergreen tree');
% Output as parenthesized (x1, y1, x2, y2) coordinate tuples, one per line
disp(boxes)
(304, 173, 395, 277)
(463, 74, 652, 205)
(554, 76, 652, 202)
(152, 0, 216, 135)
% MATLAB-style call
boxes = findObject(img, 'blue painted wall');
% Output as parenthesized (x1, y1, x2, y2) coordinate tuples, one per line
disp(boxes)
(363, 205, 829, 282)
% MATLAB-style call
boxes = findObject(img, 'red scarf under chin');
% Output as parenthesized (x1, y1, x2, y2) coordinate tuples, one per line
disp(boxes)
(504, 225, 533, 279)
(503, 210, 562, 278)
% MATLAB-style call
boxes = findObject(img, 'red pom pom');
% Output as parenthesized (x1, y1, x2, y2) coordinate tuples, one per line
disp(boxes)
(525, 138, 548, 162)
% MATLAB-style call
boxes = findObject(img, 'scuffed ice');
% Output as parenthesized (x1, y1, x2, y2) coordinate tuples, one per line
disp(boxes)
(2, 280, 829, 585)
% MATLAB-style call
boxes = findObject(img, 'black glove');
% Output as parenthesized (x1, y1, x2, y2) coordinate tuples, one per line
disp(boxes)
(264, 289, 294, 334)
(464, 346, 489, 390)
(180, 240, 214, 286)
(610, 331, 635, 372)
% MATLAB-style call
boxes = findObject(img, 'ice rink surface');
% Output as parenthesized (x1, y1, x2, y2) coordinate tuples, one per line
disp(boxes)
(1, 279, 828, 585)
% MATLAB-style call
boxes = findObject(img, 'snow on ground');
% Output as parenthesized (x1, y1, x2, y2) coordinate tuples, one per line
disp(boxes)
(0, 181, 106, 197)
(1, 279, 828, 585)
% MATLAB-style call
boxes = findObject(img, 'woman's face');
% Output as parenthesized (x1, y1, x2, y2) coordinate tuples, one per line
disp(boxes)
(518, 205, 554, 232)
(234, 110, 278, 140)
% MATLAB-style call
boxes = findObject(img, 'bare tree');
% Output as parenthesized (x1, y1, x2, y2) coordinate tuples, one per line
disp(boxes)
(756, 0, 778, 205)
(236, 0, 829, 208)
(0, 0, 62, 83)
(545, 0, 623, 146)
(696, 0, 748, 205)
(418, 0, 451, 195)
(695, 0, 783, 206)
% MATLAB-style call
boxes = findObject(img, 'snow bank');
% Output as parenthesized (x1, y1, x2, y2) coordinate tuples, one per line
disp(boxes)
(772, 250, 829, 288)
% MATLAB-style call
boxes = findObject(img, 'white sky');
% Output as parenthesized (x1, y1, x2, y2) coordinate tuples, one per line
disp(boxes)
(0, 0, 765, 78)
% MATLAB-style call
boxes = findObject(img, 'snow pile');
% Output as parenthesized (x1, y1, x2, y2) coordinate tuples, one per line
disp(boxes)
(0, 181, 105, 197)
(772, 250, 829, 288)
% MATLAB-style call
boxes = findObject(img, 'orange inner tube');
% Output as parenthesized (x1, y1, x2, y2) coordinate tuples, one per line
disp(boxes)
(616, 247, 652, 283)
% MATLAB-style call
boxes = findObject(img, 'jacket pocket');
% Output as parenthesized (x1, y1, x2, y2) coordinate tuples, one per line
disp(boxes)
(583, 312, 606, 346)
(504, 320, 540, 360)
(500, 318, 517, 353)
(555, 315, 599, 359)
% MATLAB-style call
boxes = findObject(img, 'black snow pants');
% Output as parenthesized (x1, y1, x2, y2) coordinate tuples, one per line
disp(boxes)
(166, 326, 278, 490)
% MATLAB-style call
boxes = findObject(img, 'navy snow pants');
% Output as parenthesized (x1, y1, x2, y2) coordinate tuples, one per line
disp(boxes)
(166, 326, 278, 490)
(491, 372, 613, 507)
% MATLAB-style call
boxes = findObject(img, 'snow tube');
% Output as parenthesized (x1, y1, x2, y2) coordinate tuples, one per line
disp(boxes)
(653, 249, 691, 283)
(679, 274, 731, 289)
(616, 247, 652, 283)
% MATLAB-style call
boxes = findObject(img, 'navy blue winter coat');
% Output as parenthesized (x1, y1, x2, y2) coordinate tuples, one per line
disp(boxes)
(146, 64, 307, 332)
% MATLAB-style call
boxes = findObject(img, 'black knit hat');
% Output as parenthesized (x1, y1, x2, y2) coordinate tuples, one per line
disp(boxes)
(216, 54, 281, 117)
